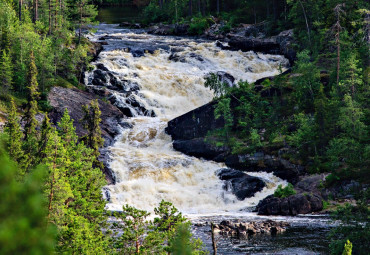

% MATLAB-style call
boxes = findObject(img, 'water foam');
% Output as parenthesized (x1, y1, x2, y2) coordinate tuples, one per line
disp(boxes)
(87, 25, 289, 215)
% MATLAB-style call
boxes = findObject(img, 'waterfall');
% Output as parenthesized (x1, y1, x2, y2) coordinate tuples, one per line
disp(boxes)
(86, 24, 289, 215)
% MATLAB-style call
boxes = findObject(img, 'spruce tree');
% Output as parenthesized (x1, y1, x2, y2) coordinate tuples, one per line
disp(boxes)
(0, 49, 13, 95)
(81, 99, 104, 169)
(23, 51, 40, 140)
(5, 98, 24, 168)
(37, 115, 52, 164)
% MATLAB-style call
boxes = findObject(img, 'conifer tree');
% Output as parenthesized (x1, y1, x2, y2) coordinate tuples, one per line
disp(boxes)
(0, 148, 56, 254)
(42, 129, 73, 226)
(37, 115, 52, 164)
(5, 98, 24, 167)
(81, 99, 104, 169)
(0, 50, 13, 95)
(23, 51, 40, 140)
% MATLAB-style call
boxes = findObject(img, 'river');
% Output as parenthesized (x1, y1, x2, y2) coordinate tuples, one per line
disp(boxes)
(86, 16, 333, 253)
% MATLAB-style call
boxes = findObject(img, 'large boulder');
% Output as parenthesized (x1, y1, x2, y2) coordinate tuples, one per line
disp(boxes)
(225, 153, 304, 184)
(227, 28, 296, 64)
(256, 193, 323, 216)
(166, 101, 224, 141)
(173, 138, 230, 162)
(216, 168, 266, 200)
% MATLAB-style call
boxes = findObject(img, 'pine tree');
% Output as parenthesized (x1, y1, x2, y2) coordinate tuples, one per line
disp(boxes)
(0, 50, 13, 95)
(81, 99, 104, 169)
(5, 98, 24, 168)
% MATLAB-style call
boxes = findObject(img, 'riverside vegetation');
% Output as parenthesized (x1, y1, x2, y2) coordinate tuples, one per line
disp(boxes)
(0, 0, 369, 254)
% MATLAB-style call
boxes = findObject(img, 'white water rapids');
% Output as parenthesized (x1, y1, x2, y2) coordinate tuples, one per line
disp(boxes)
(86, 24, 289, 216)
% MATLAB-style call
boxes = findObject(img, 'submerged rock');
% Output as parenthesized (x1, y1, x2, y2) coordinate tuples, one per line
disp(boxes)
(213, 220, 289, 238)
(216, 168, 266, 200)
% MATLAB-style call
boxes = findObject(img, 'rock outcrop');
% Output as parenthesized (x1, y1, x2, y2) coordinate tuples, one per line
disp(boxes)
(166, 100, 304, 184)
(256, 193, 323, 216)
(213, 220, 289, 238)
(48, 86, 126, 184)
(216, 168, 266, 200)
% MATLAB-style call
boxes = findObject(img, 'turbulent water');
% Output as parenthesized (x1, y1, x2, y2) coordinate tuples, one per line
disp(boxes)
(86, 24, 290, 215)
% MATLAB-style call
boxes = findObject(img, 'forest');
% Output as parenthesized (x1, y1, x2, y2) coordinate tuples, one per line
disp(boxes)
(0, 0, 369, 254)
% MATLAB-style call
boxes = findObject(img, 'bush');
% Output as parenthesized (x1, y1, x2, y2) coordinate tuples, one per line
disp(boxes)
(274, 183, 296, 198)
(188, 16, 213, 35)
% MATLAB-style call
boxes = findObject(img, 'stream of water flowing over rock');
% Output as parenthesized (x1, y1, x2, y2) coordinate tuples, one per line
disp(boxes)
(86, 24, 331, 253)
(86, 24, 289, 214)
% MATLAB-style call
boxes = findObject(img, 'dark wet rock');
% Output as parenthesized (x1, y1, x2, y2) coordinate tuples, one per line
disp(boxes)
(131, 49, 145, 57)
(295, 174, 327, 196)
(216, 168, 266, 200)
(96, 63, 109, 72)
(256, 193, 323, 216)
(166, 101, 224, 140)
(148, 24, 176, 35)
(228, 36, 280, 54)
(147, 24, 189, 36)
(215, 40, 231, 50)
(109, 94, 156, 118)
(119, 22, 142, 29)
(214, 220, 289, 238)
(173, 138, 230, 162)
(204, 22, 228, 40)
(227, 28, 296, 64)
(225, 153, 304, 184)
(275, 29, 296, 64)
(215, 71, 235, 87)
(169, 52, 204, 63)
(48, 87, 125, 184)
(321, 180, 368, 200)
(166, 100, 305, 183)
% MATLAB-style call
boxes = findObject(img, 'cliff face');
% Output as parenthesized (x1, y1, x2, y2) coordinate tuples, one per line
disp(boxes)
(165, 100, 304, 184)
(48, 86, 126, 184)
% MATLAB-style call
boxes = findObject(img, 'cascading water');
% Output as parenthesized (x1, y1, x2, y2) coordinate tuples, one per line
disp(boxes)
(86, 24, 289, 215)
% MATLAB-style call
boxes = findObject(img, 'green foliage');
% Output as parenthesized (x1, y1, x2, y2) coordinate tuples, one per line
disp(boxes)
(274, 183, 296, 198)
(204, 72, 229, 97)
(342, 240, 353, 255)
(81, 99, 105, 169)
(188, 16, 213, 35)
(113, 205, 150, 254)
(5, 98, 24, 170)
(0, 144, 57, 255)
(111, 201, 206, 254)
(329, 192, 370, 255)
(0, 50, 13, 94)
(214, 97, 233, 142)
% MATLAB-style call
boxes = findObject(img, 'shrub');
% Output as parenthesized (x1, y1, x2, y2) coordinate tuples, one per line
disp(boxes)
(274, 183, 296, 198)
(188, 16, 213, 35)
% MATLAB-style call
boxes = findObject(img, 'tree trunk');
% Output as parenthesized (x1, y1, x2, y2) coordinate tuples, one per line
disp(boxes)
(19, 0, 23, 21)
(55, 0, 58, 31)
(211, 223, 217, 255)
(201, 0, 205, 16)
(197, 0, 201, 15)
(188, 0, 192, 16)
(48, 0, 52, 34)
(298, 0, 311, 46)
(217, 0, 220, 14)
(33, 0, 38, 23)
(79, 3, 83, 44)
